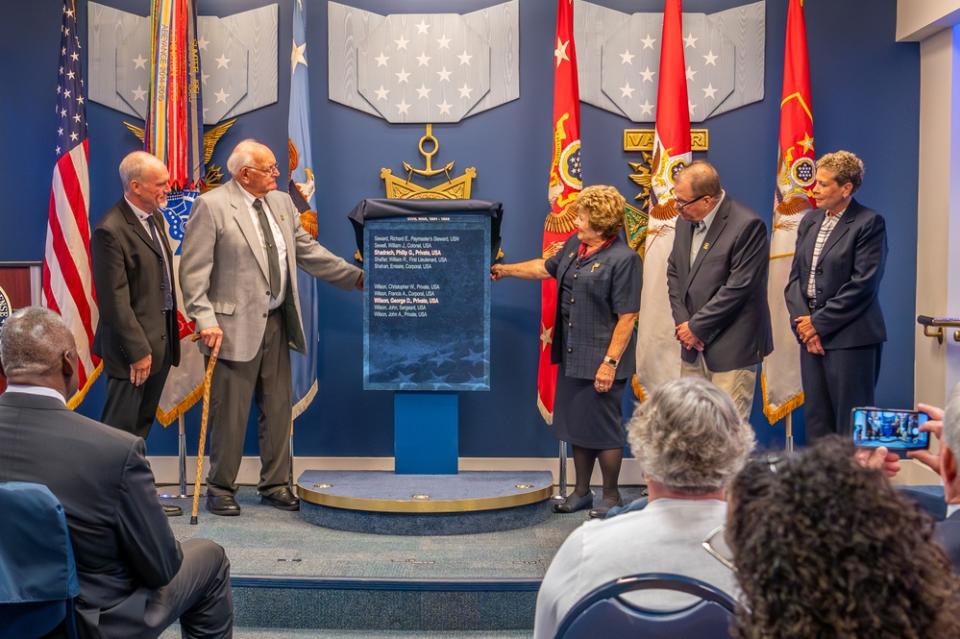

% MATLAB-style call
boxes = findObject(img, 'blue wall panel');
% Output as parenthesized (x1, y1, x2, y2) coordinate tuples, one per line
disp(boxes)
(0, 0, 919, 456)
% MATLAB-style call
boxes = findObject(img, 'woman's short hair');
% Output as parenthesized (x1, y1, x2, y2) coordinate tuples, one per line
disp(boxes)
(576, 185, 626, 239)
(626, 377, 755, 494)
(729, 437, 960, 639)
(816, 150, 865, 192)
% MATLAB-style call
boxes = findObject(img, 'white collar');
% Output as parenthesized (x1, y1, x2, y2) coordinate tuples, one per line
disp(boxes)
(4, 384, 66, 405)
(948, 503, 960, 519)
(124, 196, 153, 221)
(699, 190, 725, 231)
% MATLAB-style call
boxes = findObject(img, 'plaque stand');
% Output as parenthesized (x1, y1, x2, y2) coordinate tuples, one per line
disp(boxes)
(394, 392, 458, 474)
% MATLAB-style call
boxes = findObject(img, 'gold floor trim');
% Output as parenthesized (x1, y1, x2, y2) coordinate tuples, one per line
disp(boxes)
(296, 483, 553, 514)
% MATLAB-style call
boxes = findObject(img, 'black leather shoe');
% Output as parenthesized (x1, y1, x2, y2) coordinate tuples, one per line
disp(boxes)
(553, 490, 594, 514)
(206, 494, 241, 516)
(161, 503, 183, 517)
(261, 487, 300, 511)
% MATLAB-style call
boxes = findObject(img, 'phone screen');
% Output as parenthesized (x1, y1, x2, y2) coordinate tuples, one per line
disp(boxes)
(852, 408, 930, 451)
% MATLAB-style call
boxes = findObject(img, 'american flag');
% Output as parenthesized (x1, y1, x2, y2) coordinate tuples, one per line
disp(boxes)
(42, 0, 101, 407)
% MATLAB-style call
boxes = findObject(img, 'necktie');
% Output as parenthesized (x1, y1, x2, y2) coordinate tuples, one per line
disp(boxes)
(690, 221, 706, 268)
(253, 198, 282, 298)
(147, 215, 173, 310)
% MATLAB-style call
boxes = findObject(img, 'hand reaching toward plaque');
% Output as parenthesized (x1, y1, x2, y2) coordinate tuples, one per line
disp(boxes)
(490, 264, 506, 281)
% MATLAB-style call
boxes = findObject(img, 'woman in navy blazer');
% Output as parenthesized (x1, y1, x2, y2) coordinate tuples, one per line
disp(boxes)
(492, 186, 641, 518)
(785, 151, 887, 440)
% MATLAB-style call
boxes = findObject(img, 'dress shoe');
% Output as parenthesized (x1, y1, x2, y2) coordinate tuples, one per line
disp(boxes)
(206, 494, 241, 516)
(553, 490, 594, 514)
(261, 487, 300, 511)
(161, 503, 182, 517)
(588, 497, 624, 520)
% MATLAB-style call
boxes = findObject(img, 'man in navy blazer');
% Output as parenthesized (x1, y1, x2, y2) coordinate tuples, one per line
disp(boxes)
(785, 151, 887, 439)
(667, 161, 773, 419)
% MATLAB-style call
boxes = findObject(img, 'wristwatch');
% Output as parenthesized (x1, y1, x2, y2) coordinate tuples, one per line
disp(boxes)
(602, 356, 619, 367)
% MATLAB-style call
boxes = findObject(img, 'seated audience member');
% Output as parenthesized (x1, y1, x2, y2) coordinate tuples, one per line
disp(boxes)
(0, 307, 233, 639)
(728, 437, 960, 639)
(534, 377, 754, 639)
(859, 383, 960, 570)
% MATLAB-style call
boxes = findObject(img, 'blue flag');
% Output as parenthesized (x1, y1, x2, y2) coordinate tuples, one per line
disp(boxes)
(288, 0, 319, 419)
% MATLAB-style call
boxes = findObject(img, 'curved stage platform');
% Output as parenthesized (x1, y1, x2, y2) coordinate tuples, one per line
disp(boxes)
(296, 470, 555, 535)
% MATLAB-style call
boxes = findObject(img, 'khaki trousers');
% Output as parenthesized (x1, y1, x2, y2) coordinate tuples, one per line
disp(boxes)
(680, 354, 756, 421)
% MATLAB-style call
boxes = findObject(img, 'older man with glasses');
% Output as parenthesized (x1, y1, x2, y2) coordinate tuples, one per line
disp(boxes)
(666, 161, 773, 420)
(180, 139, 363, 516)
(533, 377, 754, 639)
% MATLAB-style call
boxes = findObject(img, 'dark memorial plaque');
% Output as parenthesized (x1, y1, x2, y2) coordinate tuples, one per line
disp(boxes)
(363, 214, 490, 391)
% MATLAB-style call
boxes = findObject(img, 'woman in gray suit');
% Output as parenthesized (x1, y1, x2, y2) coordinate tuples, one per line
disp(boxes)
(492, 186, 641, 517)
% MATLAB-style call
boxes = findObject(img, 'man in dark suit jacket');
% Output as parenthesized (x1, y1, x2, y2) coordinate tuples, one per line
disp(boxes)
(785, 151, 886, 439)
(667, 161, 773, 419)
(92, 151, 180, 443)
(0, 307, 232, 639)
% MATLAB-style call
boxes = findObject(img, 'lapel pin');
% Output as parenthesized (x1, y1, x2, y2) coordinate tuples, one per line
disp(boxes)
(702, 242, 711, 250)
(568, 252, 576, 258)
(591, 263, 602, 272)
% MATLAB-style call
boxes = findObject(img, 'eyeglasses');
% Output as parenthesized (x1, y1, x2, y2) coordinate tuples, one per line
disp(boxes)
(245, 164, 280, 175)
(675, 194, 707, 210)
(701, 525, 735, 571)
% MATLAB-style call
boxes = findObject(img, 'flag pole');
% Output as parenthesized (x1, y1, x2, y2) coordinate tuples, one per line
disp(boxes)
(158, 414, 192, 499)
(553, 442, 568, 500)
(786, 413, 794, 453)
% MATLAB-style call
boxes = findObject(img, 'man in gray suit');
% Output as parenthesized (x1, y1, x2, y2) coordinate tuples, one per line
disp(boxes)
(180, 139, 362, 516)
(0, 307, 233, 638)
(666, 161, 773, 419)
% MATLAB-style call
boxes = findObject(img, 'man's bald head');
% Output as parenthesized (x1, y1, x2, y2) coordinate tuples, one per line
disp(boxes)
(0, 307, 77, 395)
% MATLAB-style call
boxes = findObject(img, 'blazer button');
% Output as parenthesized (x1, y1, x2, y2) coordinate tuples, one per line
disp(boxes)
(266, 290, 271, 296)
(262, 312, 268, 318)
(567, 347, 573, 353)
(570, 298, 575, 304)
(568, 322, 573, 328)
(573, 273, 578, 279)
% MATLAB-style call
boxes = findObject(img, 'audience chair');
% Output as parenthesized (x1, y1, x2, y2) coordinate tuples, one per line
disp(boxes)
(0, 482, 80, 639)
(554, 572, 736, 639)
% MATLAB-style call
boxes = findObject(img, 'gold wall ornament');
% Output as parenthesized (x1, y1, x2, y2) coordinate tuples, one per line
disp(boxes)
(380, 124, 477, 200)
(122, 118, 237, 190)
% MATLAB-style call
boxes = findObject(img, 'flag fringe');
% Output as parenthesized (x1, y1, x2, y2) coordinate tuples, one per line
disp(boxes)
(537, 395, 554, 426)
(760, 370, 805, 425)
(292, 380, 318, 421)
(631, 374, 648, 403)
(156, 381, 204, 427)
(66, 362, 103, 411)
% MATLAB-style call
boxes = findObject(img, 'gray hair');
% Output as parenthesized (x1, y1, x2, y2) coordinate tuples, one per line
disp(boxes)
(118, 151, 165, 191)
(944, 383, 960, 456)
(0, 307, 74, 377)
(627, 377, 755, 494)
(226, 139, 266, 177)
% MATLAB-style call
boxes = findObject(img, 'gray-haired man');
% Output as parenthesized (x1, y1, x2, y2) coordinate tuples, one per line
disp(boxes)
(180, 139, 362, 516)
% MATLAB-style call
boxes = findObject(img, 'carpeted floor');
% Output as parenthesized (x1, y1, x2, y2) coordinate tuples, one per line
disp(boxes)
(164, 486, 647, 580)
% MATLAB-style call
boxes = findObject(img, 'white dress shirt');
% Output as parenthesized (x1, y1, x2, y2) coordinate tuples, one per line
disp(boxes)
(239, 187, 288, 310)
(689, 191, 725, 267)
(533, 498, 737, 639)
(4, 384, 66, 405)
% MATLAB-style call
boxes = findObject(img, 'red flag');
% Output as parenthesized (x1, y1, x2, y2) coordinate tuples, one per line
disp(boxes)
(633, 0, 691, 401)
(761, 0, 815, 423)
(43, 0, 102, 408)
(538, 0, 583, 423)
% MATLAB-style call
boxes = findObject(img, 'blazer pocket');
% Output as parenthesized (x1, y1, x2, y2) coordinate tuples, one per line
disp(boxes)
(212, 301, 236, 316)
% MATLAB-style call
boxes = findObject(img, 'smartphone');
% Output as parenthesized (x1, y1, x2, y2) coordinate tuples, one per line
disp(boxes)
(852, 407, 930, 457)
